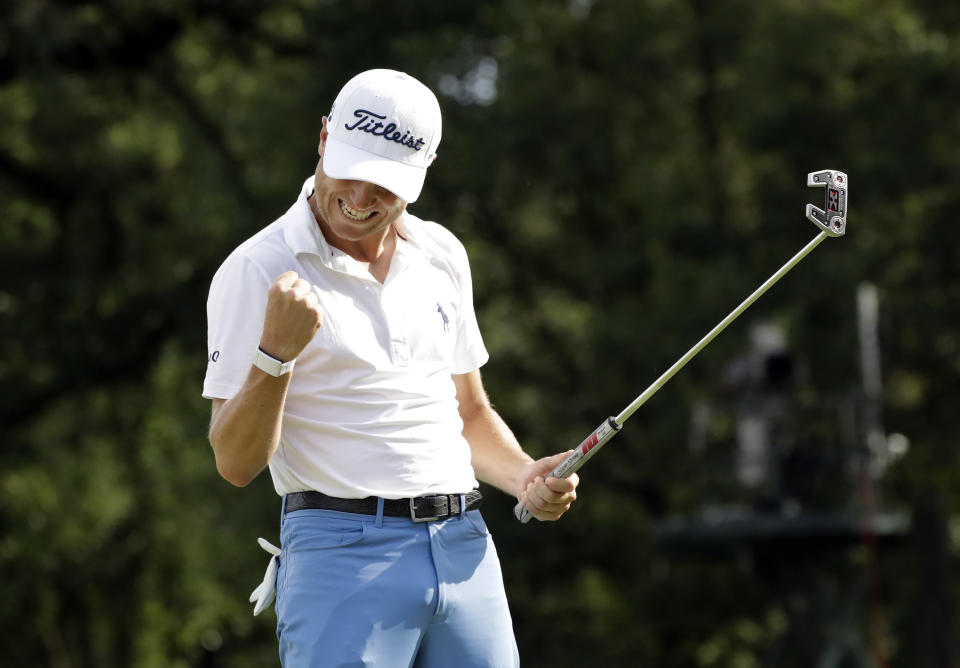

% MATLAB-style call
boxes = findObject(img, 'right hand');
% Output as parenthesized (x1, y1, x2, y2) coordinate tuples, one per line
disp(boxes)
(258, 271, 323, 362)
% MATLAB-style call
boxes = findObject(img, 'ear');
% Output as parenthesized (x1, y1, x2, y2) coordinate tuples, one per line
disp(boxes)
(318, 116, 329, 155)
(429, 152, 439, 166)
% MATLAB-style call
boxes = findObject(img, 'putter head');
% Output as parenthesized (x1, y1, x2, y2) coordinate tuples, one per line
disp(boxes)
(806, 169, 847, 237)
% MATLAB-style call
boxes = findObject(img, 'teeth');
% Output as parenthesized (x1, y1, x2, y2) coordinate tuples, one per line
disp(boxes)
(340, 200, 375, 221)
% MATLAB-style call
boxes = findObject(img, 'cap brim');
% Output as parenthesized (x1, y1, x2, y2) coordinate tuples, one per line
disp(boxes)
(322, 135, 427, 203)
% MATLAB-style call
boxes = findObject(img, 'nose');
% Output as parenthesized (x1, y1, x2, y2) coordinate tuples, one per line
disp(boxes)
(346, 180, 381, 209)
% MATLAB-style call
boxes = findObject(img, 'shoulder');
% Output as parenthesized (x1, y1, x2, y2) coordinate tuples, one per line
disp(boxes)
(402, 212, 469, 263)
(400, 212, 478, 299)
(210, 217, 293, 290)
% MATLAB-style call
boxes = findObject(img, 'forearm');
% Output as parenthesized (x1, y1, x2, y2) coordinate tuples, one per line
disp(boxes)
(207, 271, 323, 486)
(209, 366, 291, 486)
(454, 370, 578, 520)
(463, 404, 534, 498)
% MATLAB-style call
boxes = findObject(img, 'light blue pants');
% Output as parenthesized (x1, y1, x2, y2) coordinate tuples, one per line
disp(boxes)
(275, 502, 520, 668)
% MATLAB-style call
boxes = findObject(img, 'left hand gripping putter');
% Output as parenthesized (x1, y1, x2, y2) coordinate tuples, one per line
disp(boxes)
(806, 169, 848, 237)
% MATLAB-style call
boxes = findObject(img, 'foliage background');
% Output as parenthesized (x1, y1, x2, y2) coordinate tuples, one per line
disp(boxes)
(2, 0, 959, 666)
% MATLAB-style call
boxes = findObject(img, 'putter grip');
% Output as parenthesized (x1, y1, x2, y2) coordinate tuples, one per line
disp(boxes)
(513, 417, 622, 523)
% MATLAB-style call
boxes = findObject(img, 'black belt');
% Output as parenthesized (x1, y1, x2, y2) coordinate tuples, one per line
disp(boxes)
(284, 490, 482, 522)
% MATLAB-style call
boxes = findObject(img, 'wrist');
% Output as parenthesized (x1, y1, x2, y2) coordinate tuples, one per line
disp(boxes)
(253, 346, 296, 377)
(511, 457, 537, 499)
(257, 338, 295, 361)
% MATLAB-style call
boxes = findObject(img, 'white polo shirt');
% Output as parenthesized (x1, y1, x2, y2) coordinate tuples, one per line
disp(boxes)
(203, 178, 488, 498)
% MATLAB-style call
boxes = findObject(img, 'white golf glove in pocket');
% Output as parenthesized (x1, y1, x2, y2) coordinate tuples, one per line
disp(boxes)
(249, 537, 281, 616)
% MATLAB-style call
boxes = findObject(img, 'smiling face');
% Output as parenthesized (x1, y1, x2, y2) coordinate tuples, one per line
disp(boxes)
(310, 117, 408, 257)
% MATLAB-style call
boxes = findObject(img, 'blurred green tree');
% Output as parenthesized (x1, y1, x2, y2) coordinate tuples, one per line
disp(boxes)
(2, 1, 959, 666)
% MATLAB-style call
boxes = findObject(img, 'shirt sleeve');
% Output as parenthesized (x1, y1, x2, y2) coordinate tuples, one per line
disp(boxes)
(202, 253, 272, 399)
(451, 242, 489, 375)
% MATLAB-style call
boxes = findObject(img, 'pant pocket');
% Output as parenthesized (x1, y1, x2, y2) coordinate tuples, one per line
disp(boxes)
(282, 510, 368, 553)
(463, 509, 491, 537)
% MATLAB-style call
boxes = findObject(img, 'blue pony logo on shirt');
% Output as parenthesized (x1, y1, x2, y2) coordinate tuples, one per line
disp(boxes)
(437, 303, 449, 332)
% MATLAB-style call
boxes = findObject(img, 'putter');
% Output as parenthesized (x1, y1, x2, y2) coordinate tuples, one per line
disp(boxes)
(515, 170, 848, 523)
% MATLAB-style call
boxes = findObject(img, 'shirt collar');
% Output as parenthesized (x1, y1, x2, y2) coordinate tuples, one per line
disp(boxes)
(394, 212, 423, 250)
(282, 177, 335, 262)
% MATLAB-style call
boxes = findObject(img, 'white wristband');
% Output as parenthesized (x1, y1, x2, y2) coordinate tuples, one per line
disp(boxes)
(254, 347, 296, 377)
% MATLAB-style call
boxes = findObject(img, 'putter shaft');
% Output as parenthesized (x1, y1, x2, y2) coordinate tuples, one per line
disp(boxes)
(616, 230, 828, 424)
(514, 230, 830, 524)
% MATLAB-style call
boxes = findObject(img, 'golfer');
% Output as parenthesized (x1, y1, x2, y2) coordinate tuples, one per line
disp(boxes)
(203, 69, 579, 667)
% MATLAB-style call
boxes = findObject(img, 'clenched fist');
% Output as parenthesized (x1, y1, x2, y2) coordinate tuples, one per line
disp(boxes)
(258, 271, 323, 363)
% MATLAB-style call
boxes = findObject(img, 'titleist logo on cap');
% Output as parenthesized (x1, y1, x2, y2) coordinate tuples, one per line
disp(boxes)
(322, 70, 440, 202)
(343, 109, 427, 151)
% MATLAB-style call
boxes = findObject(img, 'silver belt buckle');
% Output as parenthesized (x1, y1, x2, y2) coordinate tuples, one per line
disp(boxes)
(410, 495, 442, 522)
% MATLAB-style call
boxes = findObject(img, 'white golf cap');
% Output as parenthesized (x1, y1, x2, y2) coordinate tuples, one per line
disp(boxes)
(323, 69, 442, 203)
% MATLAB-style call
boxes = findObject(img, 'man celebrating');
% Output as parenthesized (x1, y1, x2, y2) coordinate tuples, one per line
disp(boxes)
(203, 69, 578, 667)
